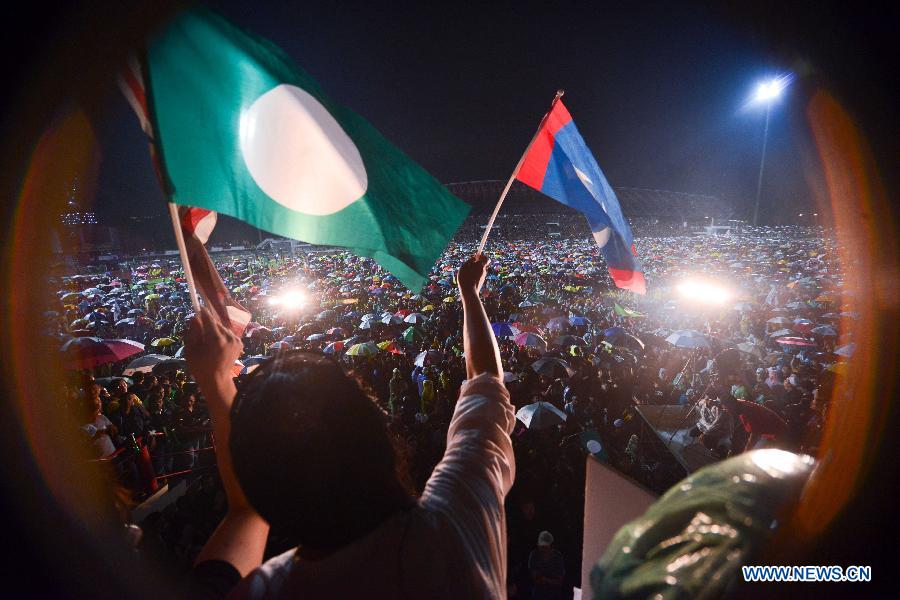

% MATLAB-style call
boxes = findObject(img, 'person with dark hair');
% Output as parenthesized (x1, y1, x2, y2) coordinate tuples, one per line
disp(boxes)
(184, 254, 515, 598)
(147, 385, 175, 477)
(79, 383, 118, 459)
(109, 393, 150, 442)
(174, 389, 208, 471)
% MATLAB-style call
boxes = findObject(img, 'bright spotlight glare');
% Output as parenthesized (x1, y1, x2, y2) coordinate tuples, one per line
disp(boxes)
(269, 289, 306, 309)
(754, 76, 788, 103)
(676, 280, 731, 305)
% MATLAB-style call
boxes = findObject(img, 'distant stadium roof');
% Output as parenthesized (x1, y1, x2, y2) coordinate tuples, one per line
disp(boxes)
(445, 180, 732, 220)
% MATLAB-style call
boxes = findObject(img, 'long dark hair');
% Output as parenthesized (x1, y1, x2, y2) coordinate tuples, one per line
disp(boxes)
(230, 351, 414, 552)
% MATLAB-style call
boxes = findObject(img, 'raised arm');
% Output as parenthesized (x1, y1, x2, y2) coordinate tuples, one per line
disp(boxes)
(458, 254, 502, 380)
(184, 306, 269, 577)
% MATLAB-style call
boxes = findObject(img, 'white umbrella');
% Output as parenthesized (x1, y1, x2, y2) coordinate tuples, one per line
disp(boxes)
(767, 316, 792, 325)
(665, 330, 710, 349)
(834, 343, 856, 357)
(768, 328, 793, 338)
(515, 401, 567, 430)
(811, 324, 837, 337)
(123, 353, 175, 376)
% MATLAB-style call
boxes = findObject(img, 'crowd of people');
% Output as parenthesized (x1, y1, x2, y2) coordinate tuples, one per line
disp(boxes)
(49, 223, 849, 597)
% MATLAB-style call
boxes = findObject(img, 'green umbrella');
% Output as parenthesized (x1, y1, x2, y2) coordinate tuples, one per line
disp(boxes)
(402, 327, 424, 343)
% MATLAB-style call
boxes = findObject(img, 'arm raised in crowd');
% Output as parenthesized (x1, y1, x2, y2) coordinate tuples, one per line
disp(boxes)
(184, 306, 269, 577)
(458, 253, 502, 381)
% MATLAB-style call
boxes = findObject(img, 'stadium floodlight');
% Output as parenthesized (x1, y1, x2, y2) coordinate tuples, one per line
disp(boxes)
(750, 74, 791, 227)
(753, 78, 787, 104)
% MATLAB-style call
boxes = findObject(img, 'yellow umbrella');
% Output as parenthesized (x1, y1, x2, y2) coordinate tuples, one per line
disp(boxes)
(422, 305, 435, 311)
(443, 296, 456, 303)
(151, 337, 177, 347)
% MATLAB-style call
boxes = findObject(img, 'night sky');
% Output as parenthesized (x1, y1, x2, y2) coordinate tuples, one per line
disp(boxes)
(91, 1, 826, 245)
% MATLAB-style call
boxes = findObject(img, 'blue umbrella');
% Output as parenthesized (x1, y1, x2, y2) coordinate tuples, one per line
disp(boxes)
(569, 316, 590, 326)
(665, 330, 711, 349)
(603, 327, 626, 342)
(546, 317, 570, 330)
(491, 322, 518, 337)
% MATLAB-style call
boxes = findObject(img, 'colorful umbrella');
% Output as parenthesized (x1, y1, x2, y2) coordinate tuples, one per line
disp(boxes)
(346, 342, 379, 357)
(268, 340, 294, 353)
(514, 332, 547, 350)
(323, 341, 345, 354)
(775, 337, 817, 347)
(377, 341, 404, 354)
(491, 322, 519, 338)
(60, 337, 145, 370)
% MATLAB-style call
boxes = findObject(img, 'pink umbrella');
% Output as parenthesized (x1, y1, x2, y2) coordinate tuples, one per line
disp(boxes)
(60, 337, 145, 370)
(514, 332, 547, 349)
(775, 337, 817, 347)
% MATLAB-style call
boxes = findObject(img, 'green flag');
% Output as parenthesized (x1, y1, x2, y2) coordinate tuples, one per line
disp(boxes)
(145, 8, 469, 290)
(614, 303, 644, 318)
(580, 429, 609, 462)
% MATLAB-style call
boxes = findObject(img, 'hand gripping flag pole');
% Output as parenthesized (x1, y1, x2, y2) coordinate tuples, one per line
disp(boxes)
(476, 90, 565, 255)
(167, 203, 202, 312)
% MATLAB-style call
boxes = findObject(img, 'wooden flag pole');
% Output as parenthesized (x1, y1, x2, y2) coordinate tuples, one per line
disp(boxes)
(167, 202, 202, 312)
(476, 90, 565, 255)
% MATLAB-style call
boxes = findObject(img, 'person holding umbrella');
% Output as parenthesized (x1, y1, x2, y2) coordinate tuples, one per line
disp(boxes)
(183, 254, 515, 599)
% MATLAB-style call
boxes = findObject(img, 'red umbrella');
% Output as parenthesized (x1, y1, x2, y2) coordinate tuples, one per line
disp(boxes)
(512, 322, 543, 334)
(60, 337, 145, 370)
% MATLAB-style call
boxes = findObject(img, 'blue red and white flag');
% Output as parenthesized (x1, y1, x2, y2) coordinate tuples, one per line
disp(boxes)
(516, 98, 645, 294)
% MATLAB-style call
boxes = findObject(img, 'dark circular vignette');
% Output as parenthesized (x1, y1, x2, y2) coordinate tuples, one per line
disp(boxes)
(0, 2, 897, 598)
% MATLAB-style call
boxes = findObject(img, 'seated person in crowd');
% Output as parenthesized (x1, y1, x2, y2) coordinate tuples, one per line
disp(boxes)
(183, 254, 515, 598)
